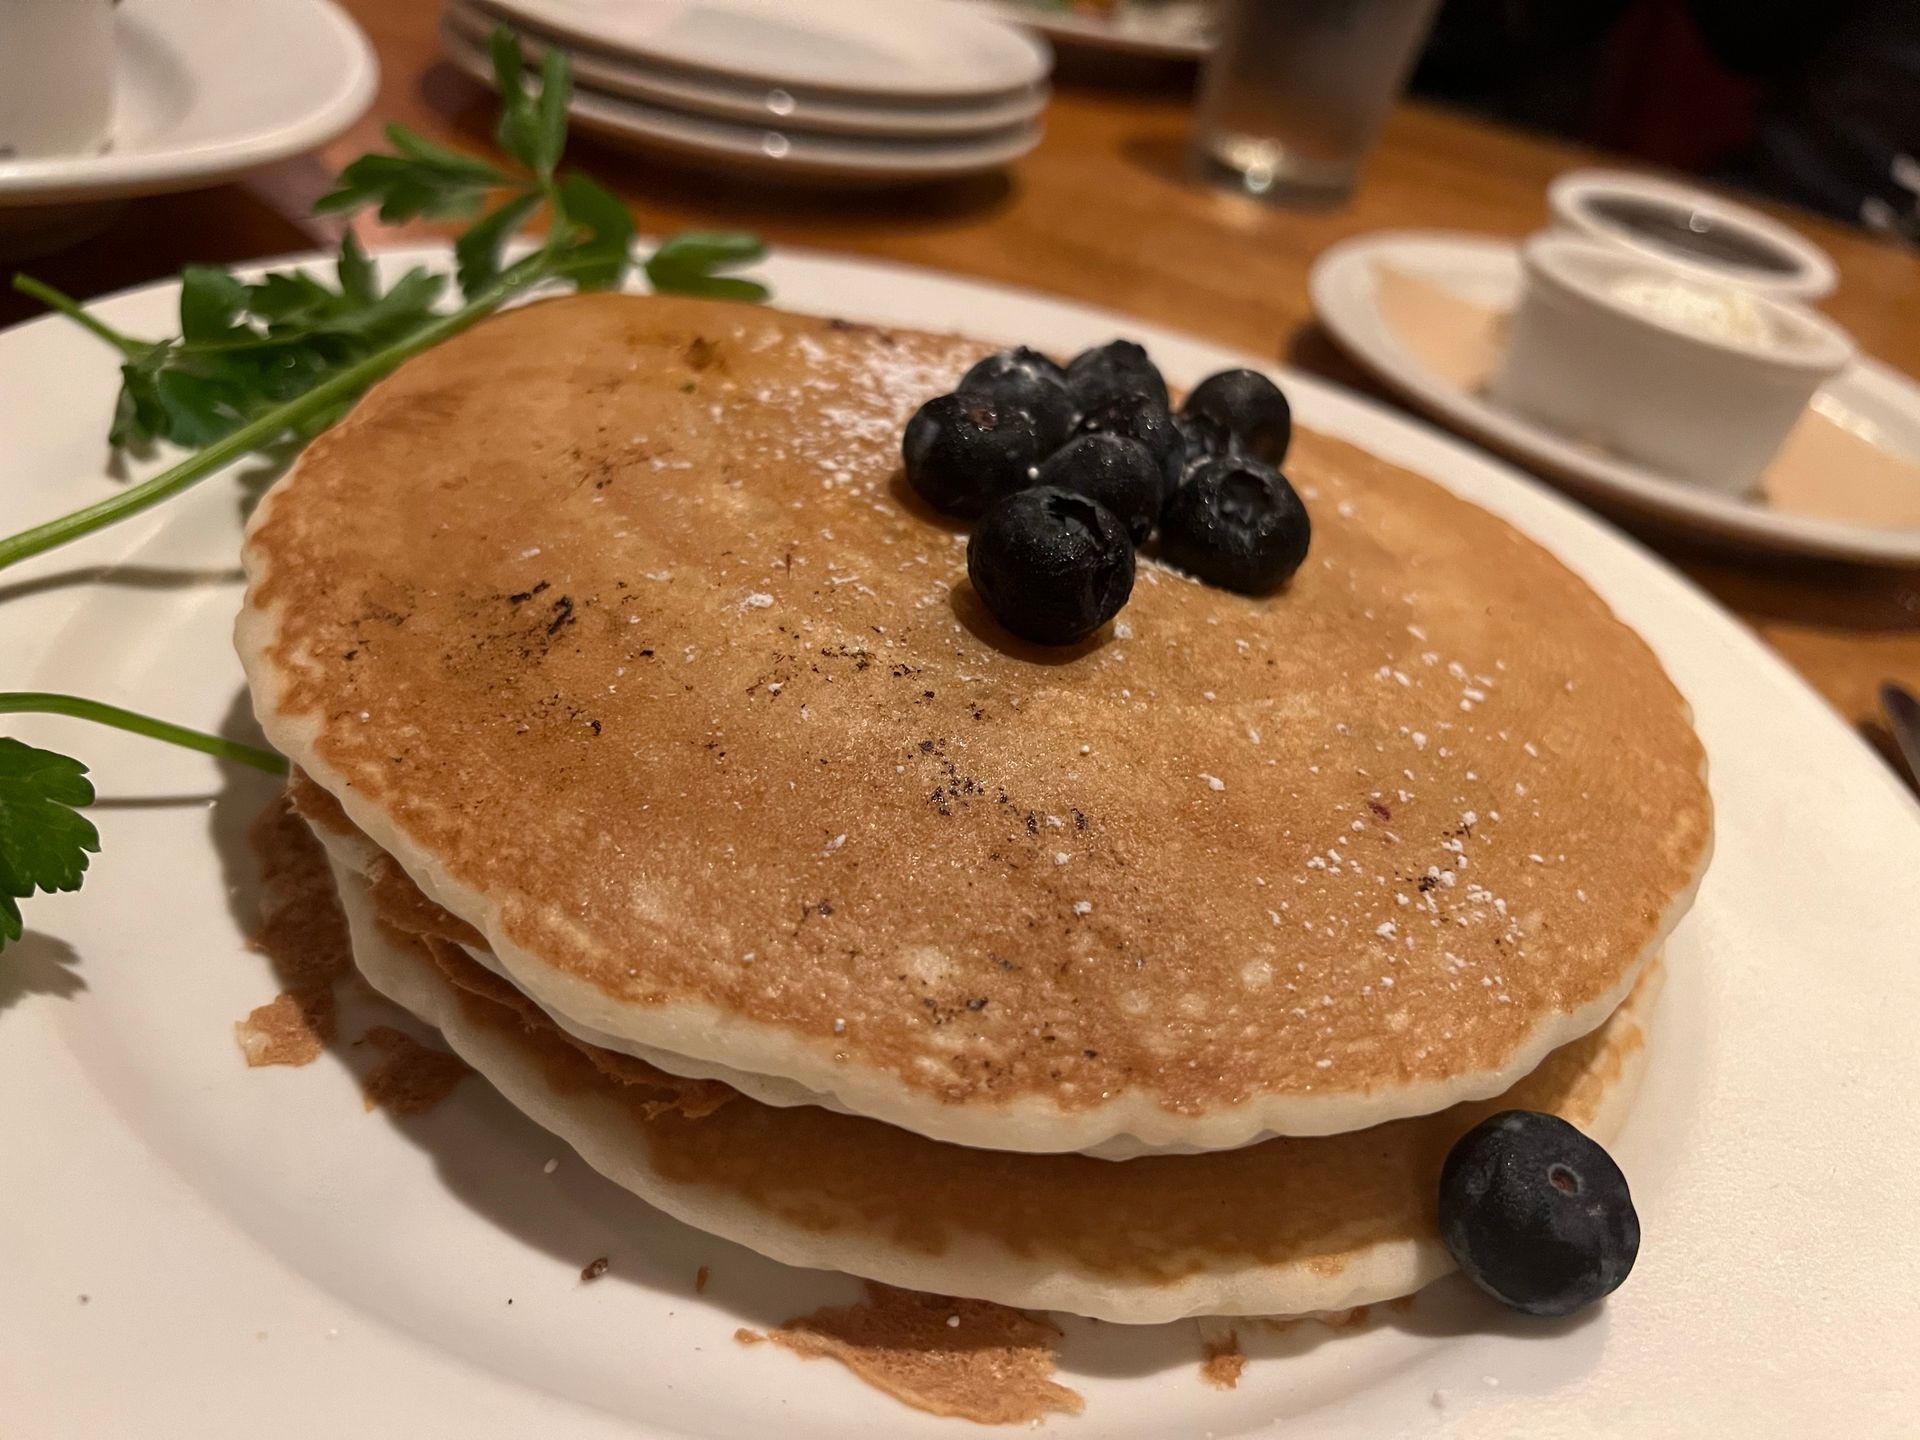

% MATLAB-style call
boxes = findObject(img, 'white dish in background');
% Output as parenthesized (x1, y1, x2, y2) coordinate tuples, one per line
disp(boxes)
(1311, 230, 1920, 566)
(443, 25, 1043, 183)
(976, 0, 1215, 59)
(0, 0, 375, 207)
(445, 0, 1049, 139)
(4, 244, 1920, 1437)
(1548, 168, 1839, 302)
(466, 0, 1051, 102)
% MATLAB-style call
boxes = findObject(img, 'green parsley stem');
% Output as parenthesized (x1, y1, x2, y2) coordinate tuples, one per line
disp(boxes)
(11, 275, 151, 359)
(0, 692, 288, 774)
(0, 258, 548, 578)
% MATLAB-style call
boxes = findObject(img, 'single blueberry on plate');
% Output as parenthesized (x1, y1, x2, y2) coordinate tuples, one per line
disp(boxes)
(1034, 433, 1163, 544)
(968, 486, 1135, 646)
(1172, 409, 1241, 479)
(1158, 455, 1311, 594)
(1183, 368, 1293, 464)
(1065, 339, 1171, 413)
(1074, 392, 1184, 497)
(902, 391, 1045, 519)
(960, 348, 1075, 453)
(1438, 1110, 1641, 1318)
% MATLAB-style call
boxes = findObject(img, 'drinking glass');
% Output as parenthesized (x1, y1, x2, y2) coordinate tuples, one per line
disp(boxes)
(1190, 0, 1441, 206)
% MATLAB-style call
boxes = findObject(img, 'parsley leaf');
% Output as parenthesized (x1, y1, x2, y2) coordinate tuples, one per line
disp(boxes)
(645, 232, 771, 302)
(0, 738, 98, 950)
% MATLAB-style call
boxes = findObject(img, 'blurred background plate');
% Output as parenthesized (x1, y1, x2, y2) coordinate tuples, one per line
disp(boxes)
(465, 0, 1052, 101)
(0, 0, 374, 257)
(974, 0, 1214, 60)
(442, 24, 1045, 183)
(445, 0, 1049, 138)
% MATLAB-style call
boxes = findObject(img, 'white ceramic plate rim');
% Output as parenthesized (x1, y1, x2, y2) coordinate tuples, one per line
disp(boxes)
(977, 0, 1213, 59)
(444, 0, 1049, 136)
(442, 28, 1042, 179)
(468, 0, 1053, 102)
(1309, 229, 1920, 567)
(3, 245, 1918, 1438)
(0, 0, 377, 205)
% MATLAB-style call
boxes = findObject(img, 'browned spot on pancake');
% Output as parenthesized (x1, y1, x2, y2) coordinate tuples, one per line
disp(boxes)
(242, 293, 1709, 1136)
(235, 990, 332, 1067)
(695, 1265, 710, 1294)
(1200, 1330, 1245, 1390)
(238, 791, 351, 1066)
(766, 1283, 1083, 1425)
(734, 1328, 765, 1345)
(358, 1025, 470, 1115)
(580, 1256, 610, 1283)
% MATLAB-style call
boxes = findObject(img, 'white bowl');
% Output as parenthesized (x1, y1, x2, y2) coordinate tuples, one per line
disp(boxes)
(1548, 168, 1837, 301)
(1489, 235, 1854, 496)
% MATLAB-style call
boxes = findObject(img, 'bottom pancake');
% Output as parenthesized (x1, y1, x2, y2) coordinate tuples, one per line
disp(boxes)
(325, 848, 1660, 1324)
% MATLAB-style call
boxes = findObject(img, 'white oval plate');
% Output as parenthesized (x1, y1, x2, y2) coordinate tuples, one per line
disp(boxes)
(446, 0, 1050, 139)
(1310, 229, 1920, 567)
(0, 0, 375, 207)
(468, 0, 1051, 102)
(1, 246, 1917, 1438)
(975, 0, 1215, 60)
(443, 25, 1043, 183)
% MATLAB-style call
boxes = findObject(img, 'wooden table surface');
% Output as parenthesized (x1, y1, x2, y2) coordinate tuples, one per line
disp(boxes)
(9, 0, 1920, 776)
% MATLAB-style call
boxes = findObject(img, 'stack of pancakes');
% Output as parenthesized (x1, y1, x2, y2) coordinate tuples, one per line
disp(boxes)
(236, 294, 1711, 1324)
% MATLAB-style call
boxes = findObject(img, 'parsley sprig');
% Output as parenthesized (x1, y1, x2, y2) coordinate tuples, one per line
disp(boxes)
(0, 28, 768, 950)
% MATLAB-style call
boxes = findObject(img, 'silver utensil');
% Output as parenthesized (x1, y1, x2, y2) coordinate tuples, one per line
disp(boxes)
(1881, 682, 1920, 786)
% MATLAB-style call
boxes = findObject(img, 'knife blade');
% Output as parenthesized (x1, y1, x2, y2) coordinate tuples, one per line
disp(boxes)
(1880, 682, 1920, 789)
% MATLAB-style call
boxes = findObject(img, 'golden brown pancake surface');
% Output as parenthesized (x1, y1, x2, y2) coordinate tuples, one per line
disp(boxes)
(239, 293, 1709, 1150)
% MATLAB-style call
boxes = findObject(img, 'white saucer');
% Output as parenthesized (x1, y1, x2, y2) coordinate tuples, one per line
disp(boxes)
(446, 0, 1049, 139)
(1310, 230, 1920, 568)
(0, 0, 375, 210)
(443, 25, 1042, 183)
(468, 0, 1051, 102)
(976, 0, 1214, 59)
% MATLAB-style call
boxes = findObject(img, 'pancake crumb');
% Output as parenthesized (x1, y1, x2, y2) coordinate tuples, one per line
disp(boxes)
(696, 1265, 710, 1294)
(238, 790, 352, 1067)
(580, 1256, 610, 1283)
(735, 1328, 765, 1345)
(357, 1025, 470, 1114)
(1200, 1331, 1245, 1390)
(765, 1282, 1083, 1425)
(235, 990, 334, 1067)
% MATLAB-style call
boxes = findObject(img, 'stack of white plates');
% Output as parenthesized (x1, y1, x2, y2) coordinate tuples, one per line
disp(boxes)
(442, 0, 1053, 184)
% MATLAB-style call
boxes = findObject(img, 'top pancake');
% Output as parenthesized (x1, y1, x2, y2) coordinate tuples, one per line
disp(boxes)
(236, 292, 1710, 1153)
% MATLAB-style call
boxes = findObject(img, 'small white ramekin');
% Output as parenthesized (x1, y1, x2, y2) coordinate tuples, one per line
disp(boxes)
(1548, 168, 1838, 302)
(1489, 235, 1855, 496)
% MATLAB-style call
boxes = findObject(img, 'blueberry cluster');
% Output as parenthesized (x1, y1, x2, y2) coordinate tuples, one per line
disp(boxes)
(902, 341, 1311, 646)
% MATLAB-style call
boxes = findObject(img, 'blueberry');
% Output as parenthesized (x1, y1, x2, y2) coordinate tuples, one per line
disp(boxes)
(1438, 1110, 1640, 1318)
(1172, 410, 1242, 478)
(960, 348, 1075, 453)
(1074, 393, 1183, 498)
(1066, 339, 1170, 413)
(1034, 434, 1162, 544)
(1183, 369, 1292, 464)
(968, 487, 1135, 646)
(1158, 456, 1311, 594)
(902, 391, 1045, 519)
(961, 346, 1067, 392)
